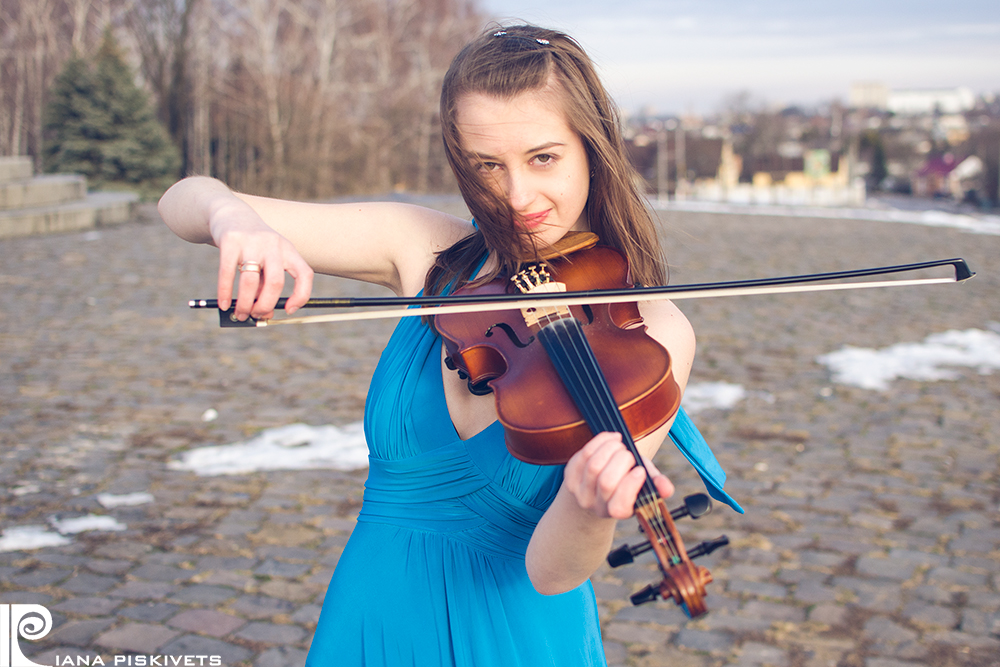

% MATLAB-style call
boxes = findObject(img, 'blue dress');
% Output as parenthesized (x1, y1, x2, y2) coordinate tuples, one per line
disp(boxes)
(307, 307, 741, 667)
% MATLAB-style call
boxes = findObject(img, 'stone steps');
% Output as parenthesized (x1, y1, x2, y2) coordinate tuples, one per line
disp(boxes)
(0, 155, 139, 239)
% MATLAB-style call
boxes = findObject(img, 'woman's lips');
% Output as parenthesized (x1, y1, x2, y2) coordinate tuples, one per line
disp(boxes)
(518, 209, 550, 228)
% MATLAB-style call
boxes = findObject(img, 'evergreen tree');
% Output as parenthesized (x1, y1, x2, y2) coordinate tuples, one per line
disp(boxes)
(44, 32, 180, 188)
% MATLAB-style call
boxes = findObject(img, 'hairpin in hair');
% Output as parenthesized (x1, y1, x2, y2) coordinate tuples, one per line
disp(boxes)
(493, 30, 550, 45)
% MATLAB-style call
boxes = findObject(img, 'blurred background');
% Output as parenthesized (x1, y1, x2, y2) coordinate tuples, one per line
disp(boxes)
(1, 0, 998, 210)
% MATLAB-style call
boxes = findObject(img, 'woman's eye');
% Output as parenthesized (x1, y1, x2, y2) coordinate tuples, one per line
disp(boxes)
(534, 154, 553, 164)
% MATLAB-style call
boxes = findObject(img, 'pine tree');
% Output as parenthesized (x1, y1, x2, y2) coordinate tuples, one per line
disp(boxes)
(44, 32, 180, 189)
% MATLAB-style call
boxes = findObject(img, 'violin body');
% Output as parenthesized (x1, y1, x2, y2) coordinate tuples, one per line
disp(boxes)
(436, 244, 681, 465)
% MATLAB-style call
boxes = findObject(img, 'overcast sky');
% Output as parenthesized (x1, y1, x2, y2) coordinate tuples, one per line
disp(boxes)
(479, 0, 1000, 115)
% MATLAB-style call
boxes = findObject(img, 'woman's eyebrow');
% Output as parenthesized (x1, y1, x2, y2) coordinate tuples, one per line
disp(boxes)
(470, 142, 566, 161)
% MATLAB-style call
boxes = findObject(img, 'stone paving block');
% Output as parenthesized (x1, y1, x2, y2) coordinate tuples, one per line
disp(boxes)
(900, 600, 957, 630)
(117, 602, 183, 622)
(304, 569, 334, 587)
(793, 580, 837, 604)
(10, 568, 73, 587)
(45, 617, 116, 646)
(160, 634, 253, 664)
(727, 579, 788, 599)
(59, 572, 119, 594)
(290, 604, 322, 626)
(808, 603, 847, 626)
(168, 608, 246, 637)
(674, 627, 734, 654)
(233, 621, 307, 645)
(725, 564, 774, 581)
(796, 550, 851, 569)
(864, 616, 918, 653)
(959, 608, 1000, 636)
(864, 659, 925, 667)
(603, 640, 627, 667)
(109, 580, 177, 600)
(922, 630, 1000, 650)
(168, 583, 240, 605)
(741, 600, 806, 623)
(231, 594, 298, 619)
(832, 577, 902, 612)
(886, 548, 949, 567)
(949, 533, 1000, 552)
(86, 559, 133, 575)
(734, 641, 788, 667)
(93, 543, 151, 560)
(255, 646, 309, 667)
(95, 622, 179, 652)
(909, 584, 953, 604)
(197, 555, 259, 571)
(130, 563, 190, 582)
(602, 621, 672, 647)
(926, 567, 988, 588)
(700, 613, 772, 632)
(613, 604, 688, 627)
(255, 559, 312, 578)
(855, 556, 918, 581)
(52, 596, 121, 616)
(258, 579, 315, 602)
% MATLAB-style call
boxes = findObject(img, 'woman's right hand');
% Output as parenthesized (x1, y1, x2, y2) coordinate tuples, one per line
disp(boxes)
(158, 177, 314, 322)
(209, 198, 314, 322)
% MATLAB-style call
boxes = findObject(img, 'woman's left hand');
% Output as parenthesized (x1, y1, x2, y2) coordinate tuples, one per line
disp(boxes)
(563, 431, 675, 520)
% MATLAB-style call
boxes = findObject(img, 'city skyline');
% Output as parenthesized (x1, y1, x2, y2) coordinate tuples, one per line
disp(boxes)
(481, 0, 1000, 116)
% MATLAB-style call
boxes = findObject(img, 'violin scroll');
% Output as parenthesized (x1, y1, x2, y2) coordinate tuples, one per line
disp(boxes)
(607, 493, 729, 617)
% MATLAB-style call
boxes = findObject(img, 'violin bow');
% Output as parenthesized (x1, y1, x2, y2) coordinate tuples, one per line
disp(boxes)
(189, 258, 974, 328)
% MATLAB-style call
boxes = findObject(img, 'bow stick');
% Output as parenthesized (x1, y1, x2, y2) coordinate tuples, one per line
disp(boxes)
(190, 258, 974, 328)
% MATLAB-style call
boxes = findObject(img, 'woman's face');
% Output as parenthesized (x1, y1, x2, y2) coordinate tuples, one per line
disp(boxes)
(454, 87, 591, 248)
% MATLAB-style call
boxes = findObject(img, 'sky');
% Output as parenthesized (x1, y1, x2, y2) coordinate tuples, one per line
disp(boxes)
(478, 0, 1000, 116)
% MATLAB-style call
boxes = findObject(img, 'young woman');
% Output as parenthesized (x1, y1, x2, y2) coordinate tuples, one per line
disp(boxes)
(159, 24, 738, 667)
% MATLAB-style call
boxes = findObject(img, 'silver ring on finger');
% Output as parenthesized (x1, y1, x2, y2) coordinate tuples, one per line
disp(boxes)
(239, 261, 262, 274)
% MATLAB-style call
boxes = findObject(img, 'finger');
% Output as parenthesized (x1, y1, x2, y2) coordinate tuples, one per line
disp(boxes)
(594, 447, 644, 503)
(233, 266, 262, 320)
(284, 259, 314, 314)
(640, 457, 675, 500)
(251, 263, 286, 320)
(217, 244, 240, 312)
(604, 465, 649, 520)
(565, 432, 623, 497)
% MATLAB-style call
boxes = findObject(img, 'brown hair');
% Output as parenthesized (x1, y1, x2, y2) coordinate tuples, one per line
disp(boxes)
(426, 24, 665, 296)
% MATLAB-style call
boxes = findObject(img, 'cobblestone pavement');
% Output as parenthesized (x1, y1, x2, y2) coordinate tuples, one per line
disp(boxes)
(2, 199, 998, 667)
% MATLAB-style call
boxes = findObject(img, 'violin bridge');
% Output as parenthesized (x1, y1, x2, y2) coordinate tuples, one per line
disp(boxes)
(512, 265, 571, 327)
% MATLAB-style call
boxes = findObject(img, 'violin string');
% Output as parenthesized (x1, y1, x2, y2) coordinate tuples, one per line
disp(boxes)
(522, 272, 676, 556)
(538, 315, 676, 557)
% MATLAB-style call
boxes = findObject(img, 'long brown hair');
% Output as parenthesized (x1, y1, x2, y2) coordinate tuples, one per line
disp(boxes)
(426, 24, 665, 296)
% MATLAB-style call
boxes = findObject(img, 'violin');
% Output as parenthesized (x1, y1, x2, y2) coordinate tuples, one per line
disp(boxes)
(434, 232, 729, 617)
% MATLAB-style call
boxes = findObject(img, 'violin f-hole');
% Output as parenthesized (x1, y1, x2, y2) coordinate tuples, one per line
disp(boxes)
(485, 322, 534, 348)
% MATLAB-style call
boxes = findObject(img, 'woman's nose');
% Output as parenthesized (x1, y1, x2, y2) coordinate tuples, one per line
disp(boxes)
(505, 168, 535, 211)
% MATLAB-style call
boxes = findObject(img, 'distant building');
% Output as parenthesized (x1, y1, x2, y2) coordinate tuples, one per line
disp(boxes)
(849, 82, 889, 110)
(888, 88, 976, 115)
(848, 83, 975, 115)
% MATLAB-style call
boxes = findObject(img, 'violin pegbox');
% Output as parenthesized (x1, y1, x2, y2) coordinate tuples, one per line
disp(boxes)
(511, 264, 571, 328)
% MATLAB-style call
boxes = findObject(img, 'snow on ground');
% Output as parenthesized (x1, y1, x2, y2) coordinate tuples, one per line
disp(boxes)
(817, 328, 1000, 390)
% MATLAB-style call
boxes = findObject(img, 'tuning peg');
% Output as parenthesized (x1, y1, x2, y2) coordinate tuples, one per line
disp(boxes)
(688, 535, 730, 559)
(629, 584, 659, 606)
(671, 493, 712, 520)
(607, 541, 648, 567)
